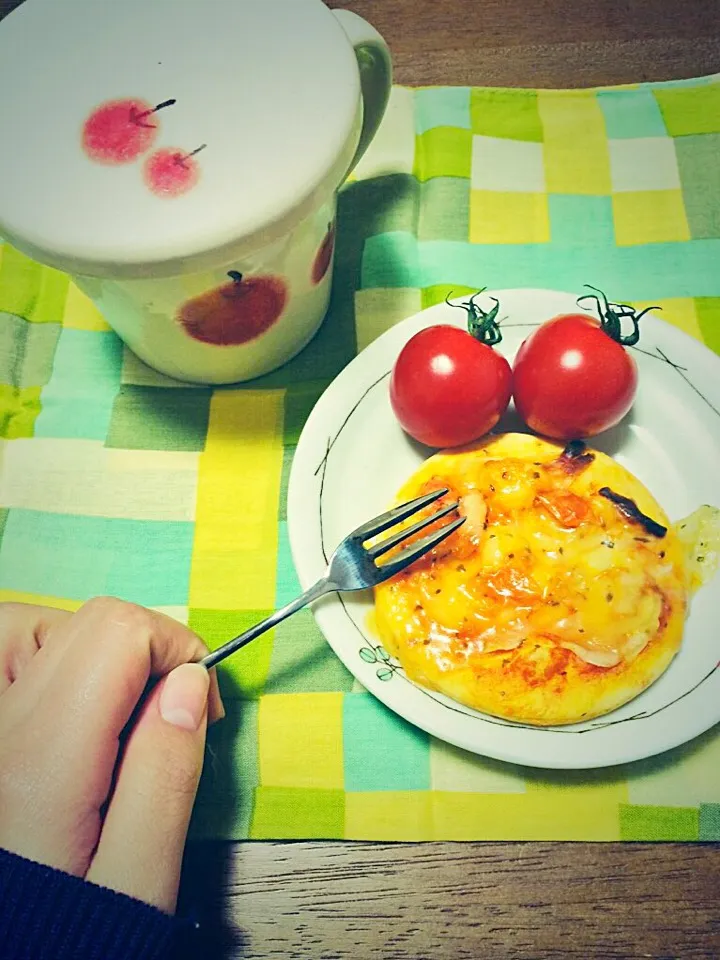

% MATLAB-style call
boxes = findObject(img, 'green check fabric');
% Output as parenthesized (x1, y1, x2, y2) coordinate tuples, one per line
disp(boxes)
(1, 74, 720, 841)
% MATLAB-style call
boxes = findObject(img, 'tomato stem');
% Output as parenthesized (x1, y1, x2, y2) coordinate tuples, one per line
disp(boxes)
(577, 285, 661, 346)
(445, 288, 502, 345)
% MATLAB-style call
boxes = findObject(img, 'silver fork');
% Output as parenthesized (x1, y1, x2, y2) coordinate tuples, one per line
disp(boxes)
(200, 489, 464, 669)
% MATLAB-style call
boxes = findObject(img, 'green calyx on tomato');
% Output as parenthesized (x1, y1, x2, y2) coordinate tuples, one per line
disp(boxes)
(389, 290, 512, 449)
(445, 288, 502, 346)
(576, 284, 661, 347)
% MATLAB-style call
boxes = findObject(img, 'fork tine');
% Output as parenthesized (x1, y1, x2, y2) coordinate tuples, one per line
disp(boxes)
(351, 488, 449, 540)
(368, 501, 459, 559)
(377, 515, 466, 578)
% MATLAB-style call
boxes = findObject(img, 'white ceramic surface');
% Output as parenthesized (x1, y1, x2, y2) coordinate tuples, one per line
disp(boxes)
(287, 289, 720, 770)
(0, 0, 392, 383)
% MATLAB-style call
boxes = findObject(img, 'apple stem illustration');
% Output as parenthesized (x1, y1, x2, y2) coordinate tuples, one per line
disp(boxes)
(132, 98, 177, 126)
(227, 270, 243, 284)
(175, 144, 207, 166)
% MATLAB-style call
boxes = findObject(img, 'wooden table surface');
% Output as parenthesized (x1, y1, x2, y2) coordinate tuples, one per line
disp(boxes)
(2, 0, 720, 956)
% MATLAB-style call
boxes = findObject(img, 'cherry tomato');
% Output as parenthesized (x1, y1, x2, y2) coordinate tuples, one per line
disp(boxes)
(512, 313, 638, 439)
(390, 324, 512, 447)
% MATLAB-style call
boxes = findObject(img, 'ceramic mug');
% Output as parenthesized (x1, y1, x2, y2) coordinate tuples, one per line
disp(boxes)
(0, 0, 392, 383)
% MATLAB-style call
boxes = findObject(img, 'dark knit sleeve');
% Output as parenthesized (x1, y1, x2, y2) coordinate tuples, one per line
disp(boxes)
(0, 847, 195, 960)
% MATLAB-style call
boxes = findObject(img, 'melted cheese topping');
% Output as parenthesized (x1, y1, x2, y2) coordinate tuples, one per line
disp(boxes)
(375, 434, 692, 673)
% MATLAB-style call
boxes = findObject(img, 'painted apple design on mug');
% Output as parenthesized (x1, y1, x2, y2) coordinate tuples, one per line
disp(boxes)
(82, 98, 176, 164)
(177, 270, 288, 346)
(144, 144, 206, 197)
(312, 221, 336, 285)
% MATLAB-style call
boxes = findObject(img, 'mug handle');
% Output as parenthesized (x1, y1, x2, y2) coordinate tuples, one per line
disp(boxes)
(332, 9, 392, 174)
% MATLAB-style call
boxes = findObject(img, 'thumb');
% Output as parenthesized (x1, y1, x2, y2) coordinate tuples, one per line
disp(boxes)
(86, 663, 209, 913)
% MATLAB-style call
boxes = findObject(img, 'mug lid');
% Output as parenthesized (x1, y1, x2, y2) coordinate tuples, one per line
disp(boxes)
(0, 0, 361, 277)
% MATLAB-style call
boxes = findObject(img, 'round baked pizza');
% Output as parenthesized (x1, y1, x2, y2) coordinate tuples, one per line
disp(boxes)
(373, 432, 718, 726)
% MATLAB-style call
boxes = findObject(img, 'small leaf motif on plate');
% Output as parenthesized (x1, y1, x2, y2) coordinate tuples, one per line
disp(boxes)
(359, 645, 402, 680)
(376, 667, 396, 682)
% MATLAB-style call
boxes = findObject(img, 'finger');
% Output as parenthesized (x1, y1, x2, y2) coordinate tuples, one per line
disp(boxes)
(48, 596, 221, 734)
(87, 663, 209, 913)
(0, 602, 71, 695)
(27, 598, 223, 810)
(0, 597, 223, 722)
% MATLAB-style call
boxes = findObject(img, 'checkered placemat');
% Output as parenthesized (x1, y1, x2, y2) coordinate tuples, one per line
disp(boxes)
(1, 74, 719, 841)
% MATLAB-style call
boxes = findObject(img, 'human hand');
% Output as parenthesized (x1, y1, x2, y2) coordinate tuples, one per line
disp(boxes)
(0, 597, 224, 913)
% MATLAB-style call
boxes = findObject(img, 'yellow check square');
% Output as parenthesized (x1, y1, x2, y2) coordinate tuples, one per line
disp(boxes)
(470, 190, 550, 244)
(354, 287, 422, 351)
(63, 283, 112, 331)
(613, 190, 690, 245)
(345, 791, 433, 841)
(190, 389, 284, 610)
(538, 91, 612, 195)
(258, 693, 344, 790)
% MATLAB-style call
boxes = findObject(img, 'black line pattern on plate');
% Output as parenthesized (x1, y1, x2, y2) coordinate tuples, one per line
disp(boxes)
(316, 370, 392, 566)
(317, 435, 331, 565)
(653, 346, 720, 419)
(497, 321, 544, 328)
(630, 345, 687, 371)
(312, 317, 720, 736)
(313, 370, 392, 479)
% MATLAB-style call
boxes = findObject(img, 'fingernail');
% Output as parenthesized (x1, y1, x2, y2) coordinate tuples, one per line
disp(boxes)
(159, 663, 210, 732)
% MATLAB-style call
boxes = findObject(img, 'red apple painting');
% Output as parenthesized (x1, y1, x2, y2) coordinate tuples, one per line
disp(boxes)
(82, 98, 176, 164)
(144, 144, 206, 197)
(311, 221, 335, 284)
(178, 271, 288, 346)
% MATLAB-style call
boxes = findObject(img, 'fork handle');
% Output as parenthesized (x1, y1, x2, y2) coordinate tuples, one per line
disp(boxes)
(199, 578, 335, 670)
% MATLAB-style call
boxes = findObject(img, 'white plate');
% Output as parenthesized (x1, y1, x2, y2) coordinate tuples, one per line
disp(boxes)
(287, 288, 720, 769)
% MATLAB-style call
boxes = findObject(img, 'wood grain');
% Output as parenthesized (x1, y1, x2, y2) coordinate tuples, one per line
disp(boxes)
(179, 840, 720, 959)
(1, 0, 719, 957)
(324, 0, 720, 87)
